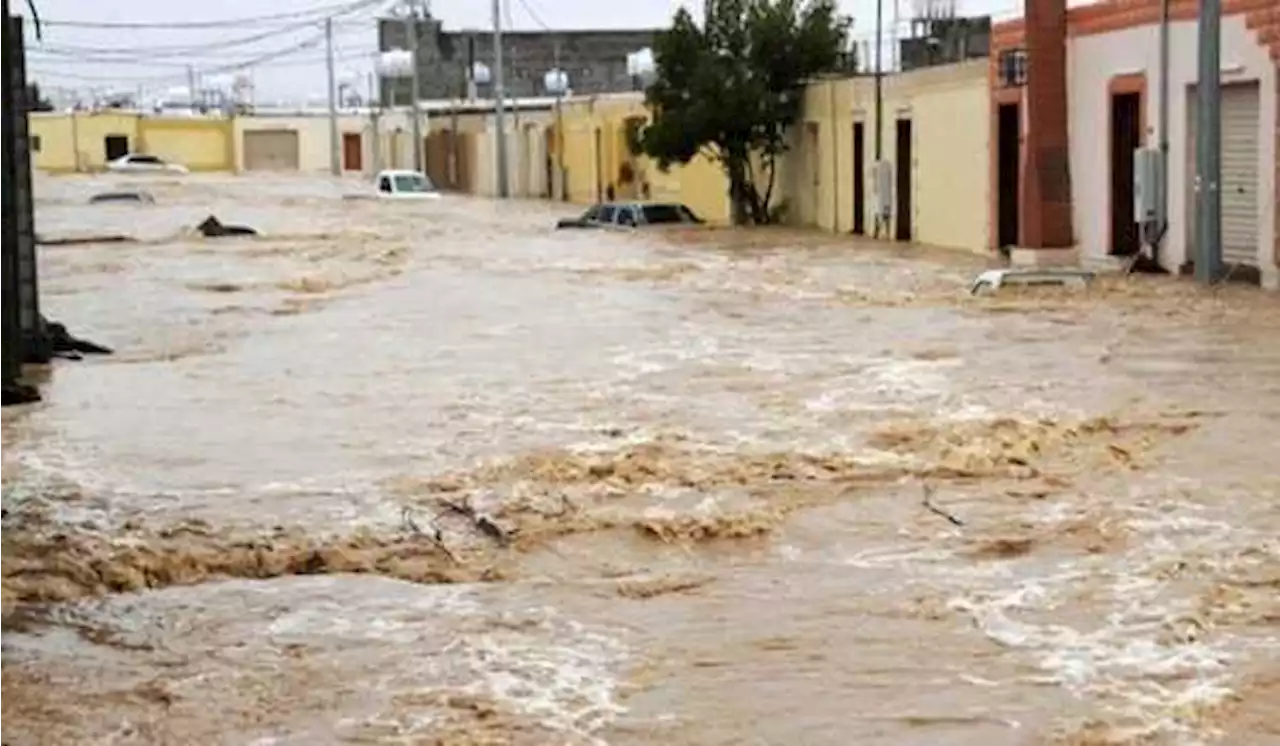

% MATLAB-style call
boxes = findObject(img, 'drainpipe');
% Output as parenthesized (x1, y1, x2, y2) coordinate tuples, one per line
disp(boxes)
(1154, 0, 1170, 262)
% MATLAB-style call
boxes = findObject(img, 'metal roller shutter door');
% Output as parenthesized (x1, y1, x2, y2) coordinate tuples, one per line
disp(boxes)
(1187, 81, 1261, 267)
(1219, 83, 1260, 266)
(243, 130, 300, 171)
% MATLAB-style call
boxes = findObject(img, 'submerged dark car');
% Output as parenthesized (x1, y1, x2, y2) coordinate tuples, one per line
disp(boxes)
(555, 202, 705, 230)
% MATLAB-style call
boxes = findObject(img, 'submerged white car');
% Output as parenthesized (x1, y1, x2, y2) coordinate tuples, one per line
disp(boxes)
(375, 169, 441, 199)
(106, 153, 189, 174)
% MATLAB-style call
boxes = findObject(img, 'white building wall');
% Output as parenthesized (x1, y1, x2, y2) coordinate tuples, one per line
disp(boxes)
(1067, 15, 1277, 278)
(234, 113, 383, 175)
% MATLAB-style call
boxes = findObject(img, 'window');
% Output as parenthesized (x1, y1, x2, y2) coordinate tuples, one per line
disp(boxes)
(597, 205, 617, 223)
(393, 173, 433, 193)
(641, 204, 688, 225)
(618, 207, 637, 227)
(31, 135, 41, 152)
(378, 176, 393, 192)
(580, 205, 601, 222)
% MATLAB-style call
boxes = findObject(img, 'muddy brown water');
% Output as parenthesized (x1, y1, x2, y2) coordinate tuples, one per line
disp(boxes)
(4, 173, 1279, 745)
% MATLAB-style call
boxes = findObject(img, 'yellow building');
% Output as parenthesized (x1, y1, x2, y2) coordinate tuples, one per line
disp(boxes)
(138, 118, 233, 172)
(554, 92, 733, 224)
(28, 112, 233, 173)
(783, 60, 991, 253)
(30, 111, 139, 173)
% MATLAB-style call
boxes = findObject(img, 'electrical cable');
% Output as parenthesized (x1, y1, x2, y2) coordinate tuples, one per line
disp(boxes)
(514, 0, 551, 31)
(30, 25, 374, 64)
(28, 0, 384, 30)
(29, 29, 334, 85)
(30, 19, 362, 60)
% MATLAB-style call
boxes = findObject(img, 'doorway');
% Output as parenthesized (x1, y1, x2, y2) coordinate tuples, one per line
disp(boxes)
(544, 127, 554, 199)
(103, 134, 129, 161)
(853, 121, 866, 235)
(894, 118, 912, 241)
(342, 133, 362, 171)
(1109, 91, 1142, 255)
(996, 102, 1020, 249)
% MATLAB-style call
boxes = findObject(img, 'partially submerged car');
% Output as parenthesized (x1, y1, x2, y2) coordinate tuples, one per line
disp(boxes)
(89, 190, 156, 204)
(375, 169, 441, 199)
(106, 153, 189, 174)
(555, 201, 704, 230)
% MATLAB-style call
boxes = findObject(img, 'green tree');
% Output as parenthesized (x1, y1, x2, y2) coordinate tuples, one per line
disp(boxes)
(637, 0, 852, 224)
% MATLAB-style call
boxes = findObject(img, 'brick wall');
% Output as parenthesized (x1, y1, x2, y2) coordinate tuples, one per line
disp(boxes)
(379, 19, 657, 102)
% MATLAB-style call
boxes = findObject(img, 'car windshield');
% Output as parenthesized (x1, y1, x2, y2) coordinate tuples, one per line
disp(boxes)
(597, 205, 617, 223)
(392, 173, 434, 193)
(642, 204, 698, 224)
(130, 155, 161, 164)
(580, 205, 601, 221)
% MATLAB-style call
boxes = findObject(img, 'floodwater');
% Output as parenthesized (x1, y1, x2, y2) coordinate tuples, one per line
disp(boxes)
(3, 173, 1279, 746)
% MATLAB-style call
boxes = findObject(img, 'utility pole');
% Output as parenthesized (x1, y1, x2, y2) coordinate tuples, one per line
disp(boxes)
(1156, 0, 1171, 257)
(404, 1, 424, 174)
(0, 0, 21, 401)
(873, 0, 883, 162)
(553, 38, 565, 201)
(1193, 0, 1221, 283)
(325, 17, 341, 176)
(187, 64, 198, 112)
(872, 0, 884, 238)
(492, 0, 510, 198)
(368, 72, 382, 174)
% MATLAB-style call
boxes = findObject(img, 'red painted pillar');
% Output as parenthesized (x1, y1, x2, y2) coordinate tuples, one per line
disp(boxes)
(1020, 0, 1073, 249)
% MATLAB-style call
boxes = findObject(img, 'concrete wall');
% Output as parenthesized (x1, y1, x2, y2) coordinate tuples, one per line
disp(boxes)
(471, 109, 554, 198)
(1066, 15, 1276, 276)
(786, 61, 991, 252)
(139, 118, 233, 171)
(30, 112, 141, 172)
(233, 113, 381, 174)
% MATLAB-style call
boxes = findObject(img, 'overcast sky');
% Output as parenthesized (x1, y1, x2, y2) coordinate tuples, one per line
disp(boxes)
(25, 0, 1026, 104)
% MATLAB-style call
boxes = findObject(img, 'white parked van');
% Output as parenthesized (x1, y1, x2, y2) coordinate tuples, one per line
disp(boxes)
(375, 170, 441, 200)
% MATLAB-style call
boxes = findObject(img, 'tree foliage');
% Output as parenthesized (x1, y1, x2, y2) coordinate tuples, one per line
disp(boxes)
(638, 0, 851, 224)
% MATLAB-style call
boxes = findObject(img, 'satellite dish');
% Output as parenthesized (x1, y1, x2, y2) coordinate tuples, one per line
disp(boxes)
(471, 62, 491, 84)
(377, 49, 414, 77)
(543, 69, 569, 95)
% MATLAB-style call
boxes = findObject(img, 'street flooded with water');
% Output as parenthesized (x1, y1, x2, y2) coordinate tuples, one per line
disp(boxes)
(3, 173, 1279, 745)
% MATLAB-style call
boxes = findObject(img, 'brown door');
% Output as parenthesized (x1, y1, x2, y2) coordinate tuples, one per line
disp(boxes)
(342, 133, 362, 171)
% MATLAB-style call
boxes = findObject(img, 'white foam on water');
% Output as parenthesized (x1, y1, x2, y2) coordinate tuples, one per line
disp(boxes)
(943, 493, 1275, 743)
(453, 611, 630, 744)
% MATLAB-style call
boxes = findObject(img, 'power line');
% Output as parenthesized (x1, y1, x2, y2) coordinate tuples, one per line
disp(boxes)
(29, 30, 334, 85)
(27, 0, 386, 30)
(29, 19, 357, 59)
(30, 26, 373, 65)
(514, 0, 550, 31)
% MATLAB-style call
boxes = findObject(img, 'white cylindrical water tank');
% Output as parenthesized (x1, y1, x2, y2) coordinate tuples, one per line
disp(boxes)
(543, 68, 569, 95)
(627, 47, 655, 79)
(471, 62, 491, 84)
(378, 49, 414, 77)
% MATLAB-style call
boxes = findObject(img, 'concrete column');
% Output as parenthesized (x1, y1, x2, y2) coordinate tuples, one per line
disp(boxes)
(1019, 0, 1073, 249)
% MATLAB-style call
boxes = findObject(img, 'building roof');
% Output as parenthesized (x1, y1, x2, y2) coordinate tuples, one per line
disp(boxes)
(992, 0, 1279, 60)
